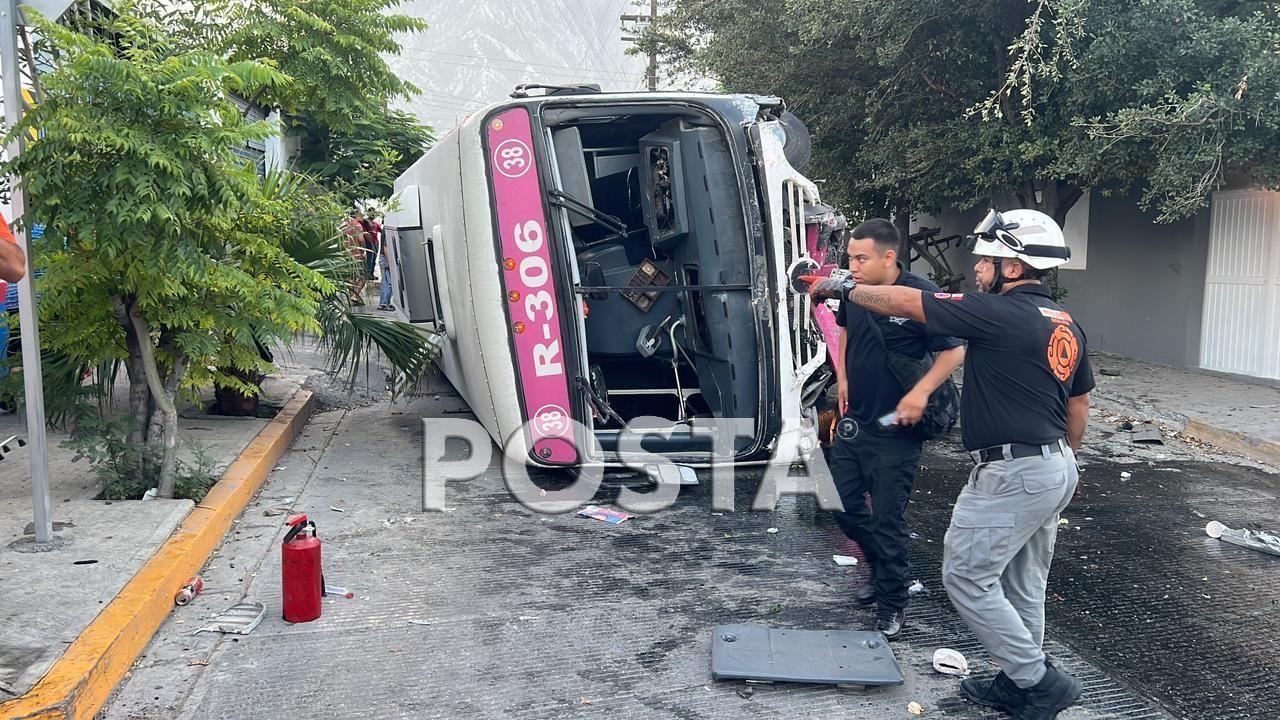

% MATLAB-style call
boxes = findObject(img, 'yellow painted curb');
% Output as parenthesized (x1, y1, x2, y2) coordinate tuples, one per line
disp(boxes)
(0, 389, 316, 720)
(1184, 419, 1280, 469)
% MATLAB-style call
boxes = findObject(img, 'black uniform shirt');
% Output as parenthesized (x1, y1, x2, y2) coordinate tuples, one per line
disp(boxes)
(836, 266, 963, 426)
(921, 284, 1095, 450)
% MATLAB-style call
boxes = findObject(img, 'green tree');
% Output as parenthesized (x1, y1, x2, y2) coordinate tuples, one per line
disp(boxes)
(5, 10, 314, 496)
(163, 0, 425, 130)
(289, 108, 434, 205)
(990, 0, 1280, 222)
(158, 0, 433, 202)
(640, 0, 1280, 225)
(5, 9, 433, 498)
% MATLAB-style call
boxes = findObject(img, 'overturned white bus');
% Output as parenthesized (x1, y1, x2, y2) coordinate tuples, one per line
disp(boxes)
(383, 88, 847, 468)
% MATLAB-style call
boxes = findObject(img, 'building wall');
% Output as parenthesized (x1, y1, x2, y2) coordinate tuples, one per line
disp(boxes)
(1058, 192, 1211, 369)
(910, 190, 1213, 370)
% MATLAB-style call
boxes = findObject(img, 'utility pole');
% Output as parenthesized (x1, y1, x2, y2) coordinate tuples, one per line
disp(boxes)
(620, 0, 658, 91)
(3, 0, 73, 548)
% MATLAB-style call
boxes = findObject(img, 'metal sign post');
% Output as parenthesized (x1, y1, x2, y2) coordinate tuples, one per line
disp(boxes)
(1, 0, 66, 546)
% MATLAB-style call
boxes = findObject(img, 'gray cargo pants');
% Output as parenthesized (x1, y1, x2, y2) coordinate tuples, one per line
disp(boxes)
(942, 440, 1078, 688)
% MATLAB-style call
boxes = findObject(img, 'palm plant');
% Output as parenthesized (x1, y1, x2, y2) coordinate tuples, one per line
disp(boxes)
(255, 168, 439, 399)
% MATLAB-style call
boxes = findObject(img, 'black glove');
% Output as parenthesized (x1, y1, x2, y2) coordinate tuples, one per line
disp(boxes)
(799, 275, 855, 301)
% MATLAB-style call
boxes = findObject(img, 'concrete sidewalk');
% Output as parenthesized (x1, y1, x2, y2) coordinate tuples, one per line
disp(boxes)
(0, 375, 299, 700)
(1085, 352, 1280, 468)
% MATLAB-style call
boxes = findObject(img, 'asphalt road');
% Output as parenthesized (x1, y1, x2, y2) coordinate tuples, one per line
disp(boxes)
(103, 379, 1279, 720)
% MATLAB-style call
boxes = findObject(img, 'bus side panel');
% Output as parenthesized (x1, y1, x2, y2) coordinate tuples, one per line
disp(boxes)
(455, 113, 532, 456)
(396, 125, 508, 445)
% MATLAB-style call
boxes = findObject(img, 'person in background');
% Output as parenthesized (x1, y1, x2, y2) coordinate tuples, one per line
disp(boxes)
(360, 211, 379, 292)
(342, 209, 368, 304)
(0, 213, 26, 385)
(0, 212, 25, 283)
(374, 214, 396, 312)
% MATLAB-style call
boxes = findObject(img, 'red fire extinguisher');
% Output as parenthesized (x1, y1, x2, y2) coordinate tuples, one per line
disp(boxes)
(282, 514, 323, 623)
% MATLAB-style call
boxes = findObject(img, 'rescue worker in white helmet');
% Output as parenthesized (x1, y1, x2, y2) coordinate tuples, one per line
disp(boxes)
(800, 208, 1093, 720)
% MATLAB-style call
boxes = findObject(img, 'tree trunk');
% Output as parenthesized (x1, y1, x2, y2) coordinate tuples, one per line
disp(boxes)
(893, 201, 912, 264)
(112, 296, 153, 449)
(214, 366, 263, 416)
(126, 309, 186, 499)
(1029, 179, 1085, 232)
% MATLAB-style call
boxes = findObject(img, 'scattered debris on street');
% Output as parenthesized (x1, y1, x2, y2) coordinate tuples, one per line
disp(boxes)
(1131, 422, 1165, 444)
(324, 584, 354, 599)
(644, 463, 699, 485)
(1205, 521, 1280, 557)
(195, 601, 265, 636)
(832, 555, 859, 566)
(577, 505, 632, 524)
(931, 648, 968, 676)
(174, 577, 204, 606)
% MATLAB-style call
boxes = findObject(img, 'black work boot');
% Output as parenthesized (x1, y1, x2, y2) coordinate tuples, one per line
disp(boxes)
(1014, 665, 1083, 720)
(855, 582, 875, 606)
(961, 672, 1025, 713)
(874, 606, 906, 640)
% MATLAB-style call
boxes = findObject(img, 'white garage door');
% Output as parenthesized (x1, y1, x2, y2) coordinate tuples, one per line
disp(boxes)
(1200, 190, 1280, 380)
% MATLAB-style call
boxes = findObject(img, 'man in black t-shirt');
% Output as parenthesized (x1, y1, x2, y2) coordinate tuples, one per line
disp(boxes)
(829, 219, 964, 641)
(803, 209, 1092, 720)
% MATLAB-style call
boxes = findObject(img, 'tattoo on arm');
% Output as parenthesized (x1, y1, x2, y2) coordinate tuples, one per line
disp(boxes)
(849, 287, 892, 312)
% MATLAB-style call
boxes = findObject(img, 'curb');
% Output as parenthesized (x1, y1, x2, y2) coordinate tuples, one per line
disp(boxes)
(1092, 391, 1280, 469)
(0, 389, 316, 720)
(1182, 419, 1280, 469)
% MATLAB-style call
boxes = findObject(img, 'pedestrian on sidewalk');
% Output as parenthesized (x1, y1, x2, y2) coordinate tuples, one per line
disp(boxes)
(828, 218, 964, 641)
(342, 209, 368, 304)
(804, 208, 1093, 720)
(360, 211, 379, 287)
(369, 213, 395, 311)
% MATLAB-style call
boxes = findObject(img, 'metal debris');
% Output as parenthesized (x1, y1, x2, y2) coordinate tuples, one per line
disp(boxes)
(195, 601, 265, 635)
(1131, 423, 1165, 445)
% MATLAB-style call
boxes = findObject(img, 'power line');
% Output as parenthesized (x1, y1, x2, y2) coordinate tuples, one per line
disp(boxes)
(620, 0, 659, 90)
(401, 86, 490, 107)
(579, 0, 634, 79)
(397, 54, 639, 89)
(395, 49, 639, 81)
(394, 49, 640, 81)
(418, 96, 486, 112)
(549, 0, 631, 80)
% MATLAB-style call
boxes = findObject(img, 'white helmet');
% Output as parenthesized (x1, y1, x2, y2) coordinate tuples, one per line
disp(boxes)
(967, 208, 1071, 270)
